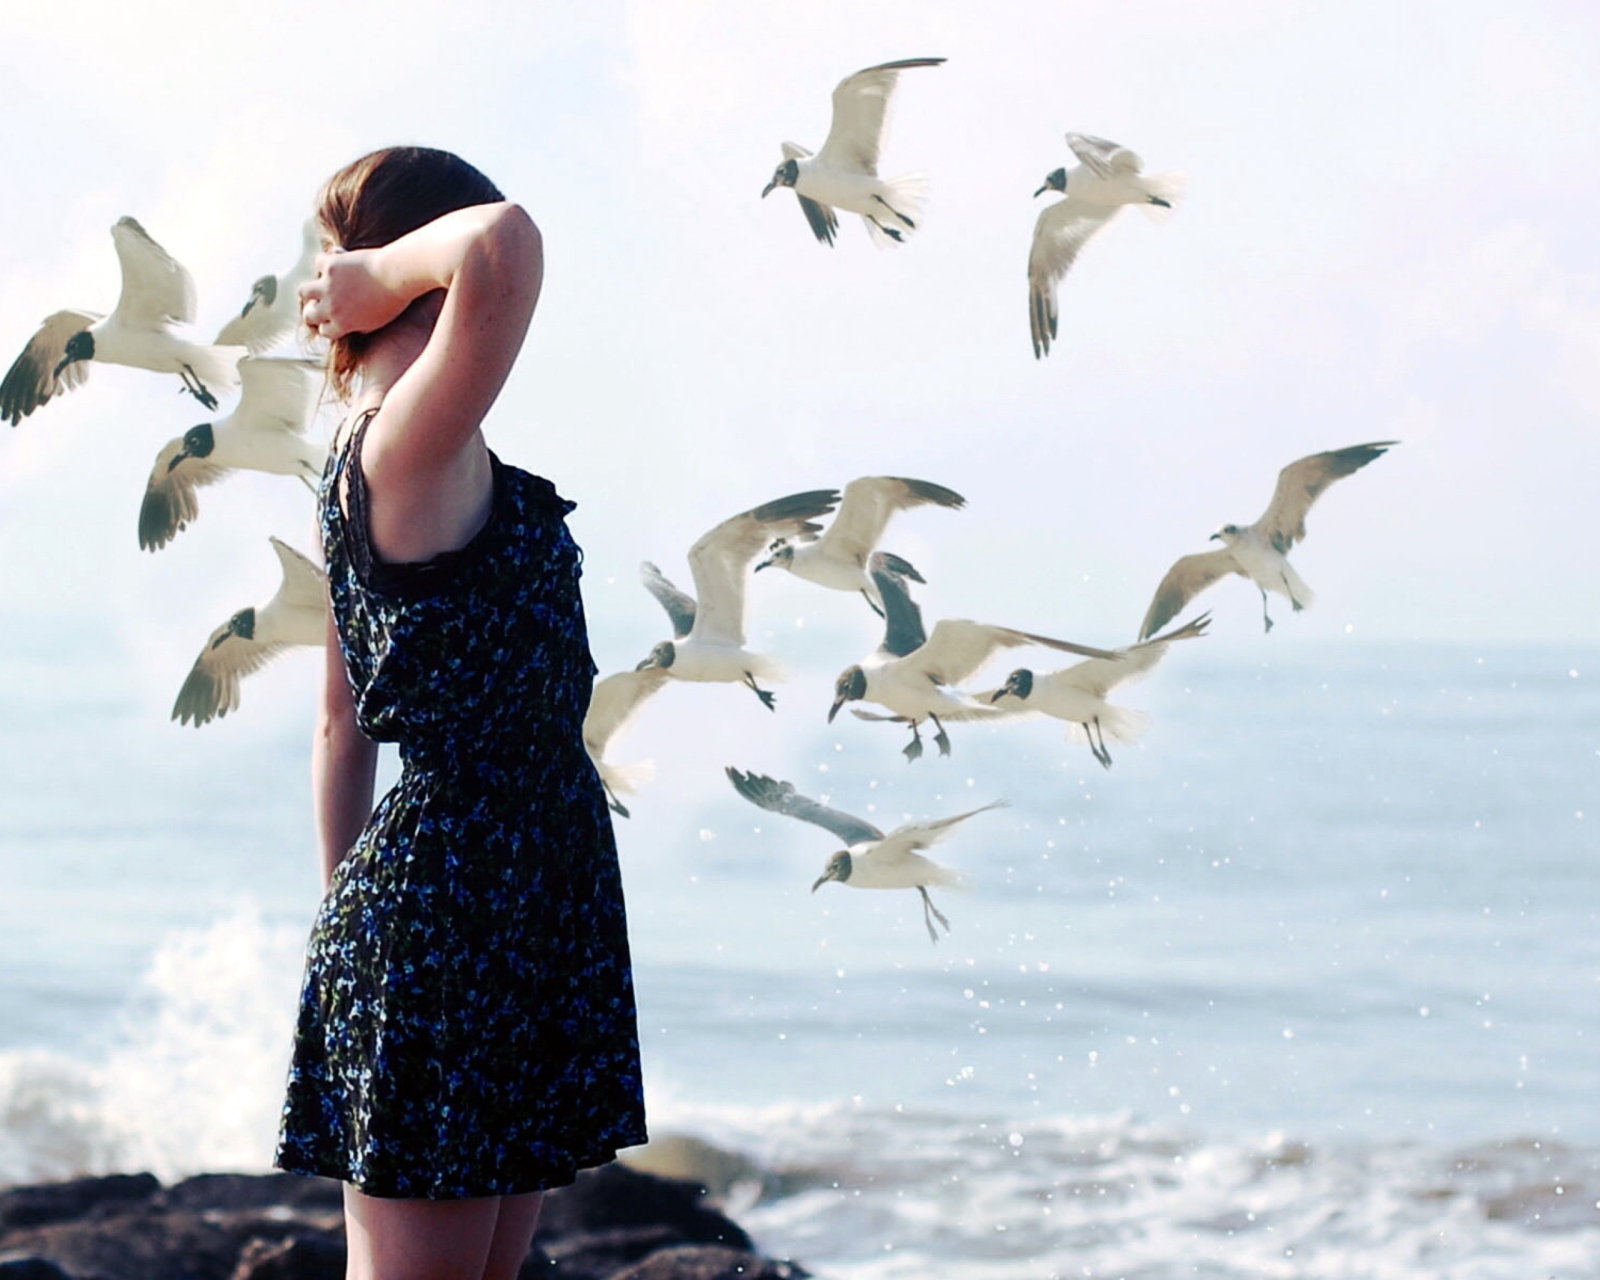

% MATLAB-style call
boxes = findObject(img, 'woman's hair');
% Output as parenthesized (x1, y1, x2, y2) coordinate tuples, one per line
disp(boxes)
(314, 146, 504, 400)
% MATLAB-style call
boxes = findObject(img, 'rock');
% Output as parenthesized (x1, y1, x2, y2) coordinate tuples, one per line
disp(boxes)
(622, 1138, 765, 1202)
(608, 1245, 807, 1280)
(0, 1260, 75, 1280)
(541, 1224, 690, 1280)
(154, 1175, 342, 1215)
(228, 1235, 345, 1280)
(0, 1175, 160, 1232)
(537, 1165, 750, 1251)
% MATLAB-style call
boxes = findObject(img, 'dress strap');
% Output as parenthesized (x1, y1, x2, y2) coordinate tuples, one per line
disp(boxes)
(338, 407, 382, 584)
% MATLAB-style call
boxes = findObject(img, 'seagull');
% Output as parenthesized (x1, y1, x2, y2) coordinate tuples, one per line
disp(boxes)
(582, 667, 671, 818)
(726, 768, 1003, 943)
(0, 217, 245, 425)
(171, 537, 326, 727)
(761, 57, 945, 247)
(830, 557, 1121, 761)
(1028, 133, 1185, 358)
(638, 489, 840, 710)
(756, 475, 965, 613)
(986, 614, 1210, 768)
(139, 356, 326, 551)
(1139, 442, 1398, 639)
(214, 218, 323, 353)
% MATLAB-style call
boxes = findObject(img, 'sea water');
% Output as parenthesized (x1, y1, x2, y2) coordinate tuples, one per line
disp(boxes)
(1, 625, 1596, 1279)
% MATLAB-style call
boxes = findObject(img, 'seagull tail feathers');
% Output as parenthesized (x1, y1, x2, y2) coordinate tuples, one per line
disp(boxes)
(1138, 170, 1187, 223)
(1067, 706, 1151, 748)
(863, 171, 930, 248)
(599, 757, 656, 797)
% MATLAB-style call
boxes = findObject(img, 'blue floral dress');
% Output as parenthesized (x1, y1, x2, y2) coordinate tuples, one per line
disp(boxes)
(276, 409, 647, 1199)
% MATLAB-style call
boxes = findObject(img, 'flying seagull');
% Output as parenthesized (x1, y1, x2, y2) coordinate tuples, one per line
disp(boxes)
(726, 767, 1003, 943)
(1028, 133, 1185, 358)
(0, 217, 244, 425)
(831, 556, 1120, 761)
(214, 218, 323, 353)
(986, 613, 1210, 768)
(1139, 442, 1398, 639)
(582, 666, 671, 818)
(171, 537, 326, 727)
(638, 488, 841, 710)
(761, 57, 945, 247)
(756, 474, 965, 614)
(139, 356, 326, 551)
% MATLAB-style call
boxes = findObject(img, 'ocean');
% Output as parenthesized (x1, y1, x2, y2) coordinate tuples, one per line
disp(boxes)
(1, 623, 1596, 1279)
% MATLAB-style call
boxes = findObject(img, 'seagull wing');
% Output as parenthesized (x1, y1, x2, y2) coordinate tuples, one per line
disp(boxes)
(870, 553, 927, 657)
(171, 617, 280, 726)
(816, 476, 965, 564)
(873, 800, 1006, 874)
(215, 219, 321, 352)
(1028, 199, 1120, 358)
(640, 561, 697, 639)
(816, 57, 945, 175)
(797, 195, 840, 246)
(266, 536, 328, 616)
(0, 309, 100, 424)
(109, 217, 197, 330)
(1065, 133, 1144, 179)
(233, 356, 323, 436)
(725, 768, 884, 846)
(1047, 612, 1211, 698)
(139, 436, 228, 551)
(584, 667, 672, 760)
(1256, 441, 1397, 552)
(1139, 549, 1240, 640)
(912, 619, 1120, 687)
(686, 489, 839, 647)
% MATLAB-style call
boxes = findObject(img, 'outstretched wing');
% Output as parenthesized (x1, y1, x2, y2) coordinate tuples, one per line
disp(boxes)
(797, 195, 839, 246)
(0, 309, 100, 425)
(876, 800, 1007, 866)
(686, 489, 839, 647)
(870, 552, 927, 657)
(1065, 133, 1144, 180)
(817, 476, 965, 564)
(726, 768, 884, 846)
(109, 217, 196, 331)
(1048, 613, 1210, 699)
(585, 667, 672, 760)
(640, 561, 697, 638)
(266, 537, 327, 615)
(139, 436, 228, 551)
(1256, 442, 1397, 552)
(1139, 550, 1239, 640)
(816, 57, 945, 176)
(912, 619, 1119, 687)
(233, 356, 323, 436)
(1027, 198, 1119, 358)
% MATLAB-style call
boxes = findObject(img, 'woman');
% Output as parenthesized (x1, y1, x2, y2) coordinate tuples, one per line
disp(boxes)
(277, 147, 647, 1280)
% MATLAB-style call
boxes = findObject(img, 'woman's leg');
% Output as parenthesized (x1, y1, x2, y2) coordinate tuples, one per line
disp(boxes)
(482, 1192, 545, 1280)
(343, 1185, 501, 1280)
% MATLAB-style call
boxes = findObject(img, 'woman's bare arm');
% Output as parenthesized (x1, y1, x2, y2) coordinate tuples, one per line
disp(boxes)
(314, 610, 378, 889)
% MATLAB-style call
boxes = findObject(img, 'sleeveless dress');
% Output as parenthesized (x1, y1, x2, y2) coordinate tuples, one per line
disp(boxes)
(275, 409, 647, 1199)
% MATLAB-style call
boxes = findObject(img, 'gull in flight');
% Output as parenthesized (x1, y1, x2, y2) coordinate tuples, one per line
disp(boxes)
(638, 488, 840, 710)
(0, 217, 244, 425)
(986, 613, 1210, 768)
(756, 474, 965, 614)
(761, 57, 945, 247)
(1139, 442, 1398, 639)
(831, 557, 1120, 760)
(582, 667, 670, 818)
(726, 768, 1003, 943)
(139, 356, 326, 551)
(214, 218, 322, 353)
(1028, 133, 1185, 358)
(171, 537, 326, 727)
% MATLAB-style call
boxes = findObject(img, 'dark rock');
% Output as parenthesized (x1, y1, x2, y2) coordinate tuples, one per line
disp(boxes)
(543, 1225, 689, 1280)
(537, 1165, 750, 1251)
(514, 1242, 570, 1279)
(0, 1175, 160, 1231)
(153, 1175, 343, 1215)
(228, 1235, 346, 1280)
(0, 1259, 75, 1280)
(608, 1245, 807, 1280)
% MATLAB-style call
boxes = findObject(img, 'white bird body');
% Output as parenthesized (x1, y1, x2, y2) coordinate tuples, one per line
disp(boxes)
(1028, 133, 1184, 358)
(582, 667, 670, 817)
(762, 58, 945, 247)
(215, 218, 322, 353)
(1139, 442, 1397, 638)
(171, 537, 327, 726)
(0, 217, 243, 423)
(140, 357, 325, 550)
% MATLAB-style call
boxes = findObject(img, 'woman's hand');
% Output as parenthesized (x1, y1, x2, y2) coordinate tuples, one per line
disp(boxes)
(299, 247, 411, 341)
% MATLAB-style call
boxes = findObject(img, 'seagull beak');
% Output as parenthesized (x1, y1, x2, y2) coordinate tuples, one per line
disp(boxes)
(1032, 182, 1049, 198)
(753, 557, 774, 572)
(761, 179, 778, 198)
(1149, 196, 1172, 208)
(167, 449, 191, 473)
(811, 870, 835, 892)
(827, 697, 844, 724)
(1209, 532, 1223, 542)
(989, 687, 1007, 703)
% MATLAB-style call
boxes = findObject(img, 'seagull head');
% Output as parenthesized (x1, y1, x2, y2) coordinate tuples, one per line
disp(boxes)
(1034, 167, 1068, 198)
(754, 542, 794, 572)
(53, 330, 95, 378)
(828, 665, 868, 722)
(169, 423, 216, 471)
(812, 850, 852, 891)
(214, 607, 256, 648)
(992, 669, 1033, 702)
(761, 158, 800, 198)
(636, 640, 675, 671)
(1210, 524, 1242, 546)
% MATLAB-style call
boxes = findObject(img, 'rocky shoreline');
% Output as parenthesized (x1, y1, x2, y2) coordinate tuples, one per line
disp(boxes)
(0, 1165, 805, 1280)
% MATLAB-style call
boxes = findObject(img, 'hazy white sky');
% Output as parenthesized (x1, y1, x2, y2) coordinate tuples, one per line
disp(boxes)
(1, 0, 1596, 735)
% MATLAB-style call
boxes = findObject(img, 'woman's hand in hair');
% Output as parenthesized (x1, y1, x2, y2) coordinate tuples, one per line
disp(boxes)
(299, 248, 410, 341)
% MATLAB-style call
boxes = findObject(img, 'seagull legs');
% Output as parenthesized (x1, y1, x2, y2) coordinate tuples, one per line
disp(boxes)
(177, 364, 220, 411)
(866, 215, 905, 242)
(743, 672, 777, 711)
(930, 713, 952, 757)
(602, 782, 632, 819)
(1259, 587, 1275, 633)
(903, 721, 925, 762)
(873, 193, 917, 229)
(918, 886, 951, 943)
(1084, 717, 1113, 770)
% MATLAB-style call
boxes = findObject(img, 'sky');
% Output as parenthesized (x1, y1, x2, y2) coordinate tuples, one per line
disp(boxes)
(1, 0, 1597, 723)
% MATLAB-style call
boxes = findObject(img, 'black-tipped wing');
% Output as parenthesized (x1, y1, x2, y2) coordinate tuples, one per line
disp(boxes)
(1027, 199, 1118, 358)
(1050, 612, 1211, 698)
(817, 57, 946, 176)
(1257, 441, 1397, 552)
(139, 437, 226, 550)
(171, 618, 285, 726)
(1139, 550, 1239, 640)
(1, 309, 99, 425)
(110, 216, 196, 331)
(913, 620, 1121, 687)
(726, 768, 884, 845)
(818, 475, 965, 564)
(641, 561, 696, 638)
(870, 552, 927, 657)
(797, 195, 839, 246)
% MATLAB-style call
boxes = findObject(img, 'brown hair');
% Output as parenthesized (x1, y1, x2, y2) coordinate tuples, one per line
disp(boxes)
(314, 146, 504, 401)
